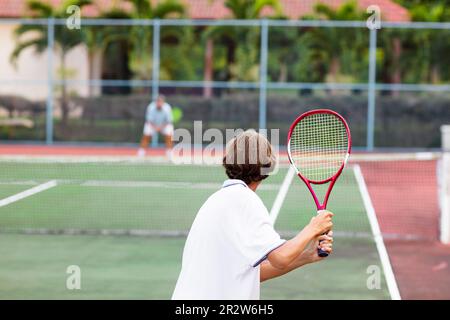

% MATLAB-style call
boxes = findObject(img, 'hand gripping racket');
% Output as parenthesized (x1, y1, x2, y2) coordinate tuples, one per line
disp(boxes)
(287, 109, 351, 257)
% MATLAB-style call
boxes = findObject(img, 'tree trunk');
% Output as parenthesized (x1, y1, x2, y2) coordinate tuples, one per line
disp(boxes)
(60, 51, 69, 126)
(431, 65, 440, 84)
(278, 63, 287, 82)
(330, 57, 340, 78)
(391, 37, 402, 97)
(203, 38, 213, 98)
(329, 57, 340, 94)
(226, 40, 236, 82)
(88, 49, 102, 97)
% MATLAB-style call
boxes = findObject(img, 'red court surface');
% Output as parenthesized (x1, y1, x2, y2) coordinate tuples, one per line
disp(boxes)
(360, 160, 450, 299)
(385, 240, 450, 299)
(359, 160, 440, 241)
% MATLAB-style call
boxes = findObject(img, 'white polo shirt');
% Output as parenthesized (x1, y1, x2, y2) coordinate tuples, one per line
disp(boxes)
(145, 102, 172, 125)
(172, 179, 286, 300)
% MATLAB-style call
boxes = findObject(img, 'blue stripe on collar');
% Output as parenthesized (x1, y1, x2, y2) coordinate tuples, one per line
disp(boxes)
(222, 179, 248, 189)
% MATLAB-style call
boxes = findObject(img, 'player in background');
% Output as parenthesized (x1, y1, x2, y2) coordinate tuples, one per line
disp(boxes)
(137, 95, 173, 157)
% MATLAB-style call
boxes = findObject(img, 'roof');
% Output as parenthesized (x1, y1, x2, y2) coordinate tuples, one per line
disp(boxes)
(187, 0, 410, 21)
(0, 0, 410, 22)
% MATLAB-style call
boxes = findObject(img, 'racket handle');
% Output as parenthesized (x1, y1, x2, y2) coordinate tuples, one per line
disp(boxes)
(318, 231, 329, 257)
(316, 210, 330, 257)
(318, 247, 329, 257)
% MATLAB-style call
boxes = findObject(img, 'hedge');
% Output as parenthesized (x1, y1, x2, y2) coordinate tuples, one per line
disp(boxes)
(1, 92, 449, 148)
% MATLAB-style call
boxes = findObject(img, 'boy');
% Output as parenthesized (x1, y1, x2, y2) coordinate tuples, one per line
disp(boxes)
(137, 95, 173, 157)
(172, 130, 333, 299)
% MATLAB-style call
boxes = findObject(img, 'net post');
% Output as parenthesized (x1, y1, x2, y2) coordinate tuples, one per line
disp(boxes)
(440, 125, 450, 244)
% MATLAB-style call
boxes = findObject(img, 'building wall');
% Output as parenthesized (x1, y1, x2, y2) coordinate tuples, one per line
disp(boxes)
(0, 24, 89, 101)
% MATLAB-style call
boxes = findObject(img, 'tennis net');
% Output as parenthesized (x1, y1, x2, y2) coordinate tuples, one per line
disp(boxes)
(0, 152, 445, 241)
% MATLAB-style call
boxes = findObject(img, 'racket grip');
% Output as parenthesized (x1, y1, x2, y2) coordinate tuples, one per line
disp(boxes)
(318, 247, 329, 257)
(317, 232, 329, 257)
(316, 210, 330, 257)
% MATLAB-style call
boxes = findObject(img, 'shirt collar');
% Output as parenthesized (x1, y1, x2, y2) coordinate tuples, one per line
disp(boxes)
(222, 179, 248, 189)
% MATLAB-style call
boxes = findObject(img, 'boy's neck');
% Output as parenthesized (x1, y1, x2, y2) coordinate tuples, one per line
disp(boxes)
(247, 181, 261, 192)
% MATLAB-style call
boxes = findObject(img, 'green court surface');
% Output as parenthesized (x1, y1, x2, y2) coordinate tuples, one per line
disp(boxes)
(0, 160, 390, 299)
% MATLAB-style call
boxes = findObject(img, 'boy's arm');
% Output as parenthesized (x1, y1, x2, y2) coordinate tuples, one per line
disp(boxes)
(266, 211, 333, 270)
(260, 258, 307, 283)
(261, 233, 333, 282)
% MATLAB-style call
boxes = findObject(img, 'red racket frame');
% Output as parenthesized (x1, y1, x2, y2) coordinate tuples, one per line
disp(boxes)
(287, 109, 352, 211)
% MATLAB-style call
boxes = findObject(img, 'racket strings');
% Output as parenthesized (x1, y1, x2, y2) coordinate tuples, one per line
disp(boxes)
(290, 113, 348, 182)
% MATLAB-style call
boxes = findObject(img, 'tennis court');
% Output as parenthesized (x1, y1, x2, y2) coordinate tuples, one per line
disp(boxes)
(0, 152, 394, 299)
(2, 0, 450, 301)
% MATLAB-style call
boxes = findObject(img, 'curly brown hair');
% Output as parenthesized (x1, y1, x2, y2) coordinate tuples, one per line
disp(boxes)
(222, 130, 277, 185)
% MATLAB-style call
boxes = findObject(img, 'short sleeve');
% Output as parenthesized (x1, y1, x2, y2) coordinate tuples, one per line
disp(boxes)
(237, 195, 286, 267)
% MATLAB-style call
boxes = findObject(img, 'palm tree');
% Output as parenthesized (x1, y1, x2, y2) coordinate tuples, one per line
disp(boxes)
(11, 0, 92, 125)
(125, 0, 185, 19)
(202, 0, 282, 96)
(378, 1, 450, 93)
(269, 20, 307, 84)
(124, 0, 186, 82)
(407, 2, 449, 83)
(82, 7, 131, 96)
(378, 1, 449, 142)
(82, 0, 186, 95)
(300, 0, 368, 87)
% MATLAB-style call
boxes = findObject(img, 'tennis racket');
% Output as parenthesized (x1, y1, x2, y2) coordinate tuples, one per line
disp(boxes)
(287, 109, 351, 257)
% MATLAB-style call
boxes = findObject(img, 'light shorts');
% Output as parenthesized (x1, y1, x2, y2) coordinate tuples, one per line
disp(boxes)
(143, 123, 174, 136)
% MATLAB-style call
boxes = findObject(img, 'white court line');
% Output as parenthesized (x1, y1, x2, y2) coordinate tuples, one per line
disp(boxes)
(269, 166, 296, 225)
(0, 180, 57, 208)
(0, 180, 39, 186)
(82, 180, 281, 191)
(81, 180, 222, 189)
(353, 165, 402, 300)
(0, 179, 283, 190)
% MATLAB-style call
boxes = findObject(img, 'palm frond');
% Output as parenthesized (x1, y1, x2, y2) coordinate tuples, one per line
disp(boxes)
(99, 7, 132, 19)
(13, 24, 47, 38)
(26, 0, 54, 17)
(153, 0, 185, 19)
(224, 0, 243, 18)
(125, 0, 152, 18)
(252, 0, 281, 18)
(201, 25, 237, 42)
(62, 0, 92, 7)
(313, 3, 336, 20)
(336, 0, 361, 20)
(10, 37, 47, 66)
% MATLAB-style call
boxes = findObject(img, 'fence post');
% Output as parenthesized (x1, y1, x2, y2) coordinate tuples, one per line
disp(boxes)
(259, 19, 269, 131)
(151, 19, 160, 147)
(46, 18, 55, 145)
(367, 28, 377, 151)
(152, 19, 160, 99)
